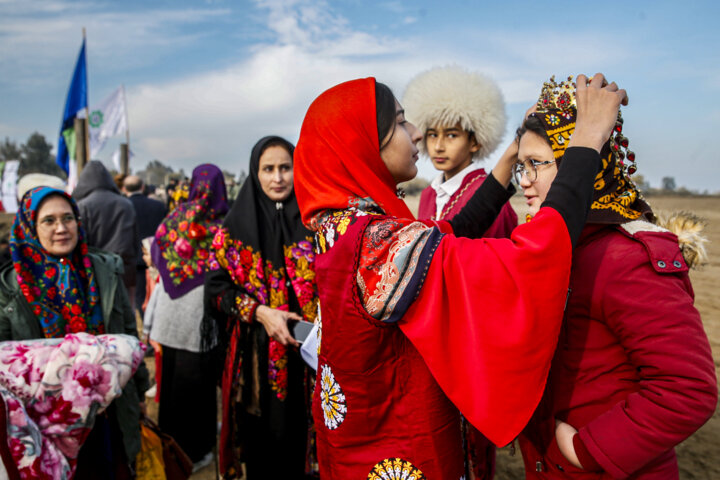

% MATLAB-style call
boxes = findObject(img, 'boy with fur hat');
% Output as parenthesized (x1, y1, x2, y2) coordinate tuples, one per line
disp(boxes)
(403, 66, 518, 479)
(404, 66, 517, 237)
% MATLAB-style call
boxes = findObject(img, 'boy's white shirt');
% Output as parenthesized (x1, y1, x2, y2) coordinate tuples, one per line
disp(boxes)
(430, 161, 482, 218)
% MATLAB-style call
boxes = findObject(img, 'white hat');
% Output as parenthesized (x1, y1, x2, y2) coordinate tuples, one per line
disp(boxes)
(17, 174, 67, 201)
(402, 66, 506, 160)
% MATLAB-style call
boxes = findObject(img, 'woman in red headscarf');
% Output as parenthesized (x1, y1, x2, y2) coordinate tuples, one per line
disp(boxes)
(293, 75, 627, 479)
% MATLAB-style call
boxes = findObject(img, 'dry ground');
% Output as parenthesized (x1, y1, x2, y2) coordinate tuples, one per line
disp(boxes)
(145, 195, 719, 480)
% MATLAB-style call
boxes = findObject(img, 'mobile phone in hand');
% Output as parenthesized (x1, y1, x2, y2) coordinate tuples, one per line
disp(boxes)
(290, 320, 315, 344)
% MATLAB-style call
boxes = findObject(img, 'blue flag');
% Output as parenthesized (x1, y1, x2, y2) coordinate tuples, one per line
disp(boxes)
(56, 39, 88, 174)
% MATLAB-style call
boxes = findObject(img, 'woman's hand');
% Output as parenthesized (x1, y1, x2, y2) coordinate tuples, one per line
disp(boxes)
(491, 104, 538, 187)
(569, 73, 628, 154)
(255, 305, 302, 347)
(555, 419, 582, 469)
(491, 140, 519, 188)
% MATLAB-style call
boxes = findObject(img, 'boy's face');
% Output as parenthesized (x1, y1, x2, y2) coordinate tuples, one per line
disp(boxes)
(425, 123, 480, 181)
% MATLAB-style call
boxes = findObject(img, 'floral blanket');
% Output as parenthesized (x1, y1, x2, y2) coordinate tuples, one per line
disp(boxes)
(0, 333, 145, 479)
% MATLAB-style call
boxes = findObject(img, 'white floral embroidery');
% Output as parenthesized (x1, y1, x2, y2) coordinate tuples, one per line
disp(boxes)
(367, 458, 426, 479)
(320, 364, 346, 430)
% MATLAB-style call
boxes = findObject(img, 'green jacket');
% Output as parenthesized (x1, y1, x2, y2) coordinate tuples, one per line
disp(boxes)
(0, 248, 150, 462)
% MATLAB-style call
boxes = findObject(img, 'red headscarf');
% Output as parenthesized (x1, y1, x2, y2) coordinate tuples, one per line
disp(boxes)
(294, 78, 414, 227)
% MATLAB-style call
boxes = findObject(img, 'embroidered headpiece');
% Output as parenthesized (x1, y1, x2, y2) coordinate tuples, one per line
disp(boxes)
(529, 75, 651, 223)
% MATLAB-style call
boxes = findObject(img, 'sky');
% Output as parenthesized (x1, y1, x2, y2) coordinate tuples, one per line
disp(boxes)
(1, 0, 719, 192)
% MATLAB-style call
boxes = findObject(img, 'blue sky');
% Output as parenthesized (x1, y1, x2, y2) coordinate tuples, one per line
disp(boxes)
(1, 0, 719, 192)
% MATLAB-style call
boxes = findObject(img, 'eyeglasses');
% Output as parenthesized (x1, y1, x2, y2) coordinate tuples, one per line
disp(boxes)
(37, 214, 77, 229)
(512, 159, 556, 184)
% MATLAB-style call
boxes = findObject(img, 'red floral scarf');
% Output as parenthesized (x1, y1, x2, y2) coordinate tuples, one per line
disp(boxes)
(152, 164, 228, 299)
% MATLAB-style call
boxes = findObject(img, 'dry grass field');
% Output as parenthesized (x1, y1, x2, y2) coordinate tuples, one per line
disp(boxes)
(150, 194, 719, 480)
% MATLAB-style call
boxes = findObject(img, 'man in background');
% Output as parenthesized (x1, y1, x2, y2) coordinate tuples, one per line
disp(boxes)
(123, 175, 167, 315)
(73, 161, 140, 307)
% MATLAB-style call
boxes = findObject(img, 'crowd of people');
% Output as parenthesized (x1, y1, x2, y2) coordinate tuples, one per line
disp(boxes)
(0, 69, 714, 480)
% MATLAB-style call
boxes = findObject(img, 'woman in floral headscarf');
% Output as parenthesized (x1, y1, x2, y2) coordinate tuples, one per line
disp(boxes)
(204, 136, 318, 479)
(147, 163, 228, 471)
(0, 186, 149, 478)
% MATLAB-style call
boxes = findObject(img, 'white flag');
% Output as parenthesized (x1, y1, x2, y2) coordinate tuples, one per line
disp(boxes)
(1, 160, 19, 213)
(85, 86, 128, 158)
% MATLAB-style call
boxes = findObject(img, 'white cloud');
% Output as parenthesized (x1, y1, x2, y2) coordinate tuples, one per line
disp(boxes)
(3, 0, 719, 191)
(113, 0, 654, 180)
(120, 0, 428, 174)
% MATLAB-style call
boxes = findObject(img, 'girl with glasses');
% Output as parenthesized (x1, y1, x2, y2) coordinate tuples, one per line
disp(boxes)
(515, 76, 716, 479)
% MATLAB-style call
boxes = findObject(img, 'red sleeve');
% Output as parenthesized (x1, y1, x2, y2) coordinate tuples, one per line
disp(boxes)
(399, 207, 573, 447)
(573, 434, 602, 472)
(577, 236, 717, 478)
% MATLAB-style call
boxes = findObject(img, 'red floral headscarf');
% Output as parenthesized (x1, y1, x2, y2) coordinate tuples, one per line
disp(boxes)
(294, 78, 414, 227)
(10, 187, 104, 338)
(152, 164, 228, 299)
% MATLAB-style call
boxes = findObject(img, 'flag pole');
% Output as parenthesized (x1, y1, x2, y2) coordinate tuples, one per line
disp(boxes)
(123, 84, 130, 150)
(82, 27, 91, 167)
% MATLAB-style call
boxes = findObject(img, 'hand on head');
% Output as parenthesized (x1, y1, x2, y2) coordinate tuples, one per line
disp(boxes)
(569, 73, 628, 153)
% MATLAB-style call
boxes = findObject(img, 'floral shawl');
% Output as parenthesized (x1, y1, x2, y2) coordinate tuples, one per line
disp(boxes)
(152, 164, 228, 299)
(0, 333, 145, 479)
(9, 188, 104, 338)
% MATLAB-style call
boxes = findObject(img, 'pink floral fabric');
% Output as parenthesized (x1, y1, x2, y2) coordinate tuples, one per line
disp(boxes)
(0, 333, 145, 479)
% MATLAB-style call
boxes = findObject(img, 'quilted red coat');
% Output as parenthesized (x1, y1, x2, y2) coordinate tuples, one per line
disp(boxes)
(519, 222, 717, 479)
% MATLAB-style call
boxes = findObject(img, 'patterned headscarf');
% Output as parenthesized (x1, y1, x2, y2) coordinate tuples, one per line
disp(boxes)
(529, 75, 652, 224)
(152, 164, 228, 299)
(9, 187, 104, 338)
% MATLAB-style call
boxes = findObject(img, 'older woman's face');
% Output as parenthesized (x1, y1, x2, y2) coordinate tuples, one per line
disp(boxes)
(258, 145, 294, 202)
(36, 195, 78, 257)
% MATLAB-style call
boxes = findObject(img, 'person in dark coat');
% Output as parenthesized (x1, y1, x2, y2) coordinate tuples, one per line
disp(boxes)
(123, 175, 168, 313)
(515, 76, 717, 479)
(73, 161, 140, 304)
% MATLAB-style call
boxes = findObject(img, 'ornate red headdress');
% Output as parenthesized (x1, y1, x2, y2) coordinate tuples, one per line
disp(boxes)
(530, 75, 652, 223)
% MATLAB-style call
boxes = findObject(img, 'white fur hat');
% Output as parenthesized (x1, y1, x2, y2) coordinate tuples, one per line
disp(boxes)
(402, 66, 506, 160)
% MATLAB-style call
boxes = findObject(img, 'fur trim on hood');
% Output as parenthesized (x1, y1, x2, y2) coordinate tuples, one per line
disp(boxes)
(402, 65, 506, 160)
(655, 211, 709, 269)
